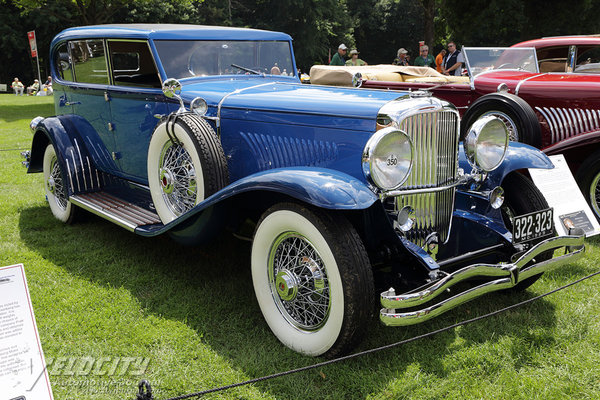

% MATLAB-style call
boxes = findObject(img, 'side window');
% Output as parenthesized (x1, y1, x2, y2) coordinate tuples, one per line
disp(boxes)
(537, 46, 569, 73)
(575, 46, 600, 73)
(70, 39, 109, 84)
(54, 42, 74, 81)
(108, 40, 162, 88)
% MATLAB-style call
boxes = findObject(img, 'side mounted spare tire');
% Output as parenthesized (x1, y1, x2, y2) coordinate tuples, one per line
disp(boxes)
(460, 92, 541, 148)
(148, 113, 229, 224)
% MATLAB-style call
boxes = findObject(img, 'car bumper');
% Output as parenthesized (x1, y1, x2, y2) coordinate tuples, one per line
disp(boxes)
(380, 234, 585, 326)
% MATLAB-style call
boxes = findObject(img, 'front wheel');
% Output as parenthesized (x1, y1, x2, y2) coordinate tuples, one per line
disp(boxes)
(576, 150, 600, 222)
(501, 172, 552, 291)
(43, 144, 78, 223)
(251, 203, 374, 357)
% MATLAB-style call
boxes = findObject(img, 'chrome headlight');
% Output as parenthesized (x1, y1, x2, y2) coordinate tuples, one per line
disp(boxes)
(464, 115, 508, 172)
(362, 127, 413, 190)
(190, 97, 208, 116)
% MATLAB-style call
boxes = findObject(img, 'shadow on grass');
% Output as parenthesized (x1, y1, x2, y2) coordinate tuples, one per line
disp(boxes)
(18, 205, 566, 399)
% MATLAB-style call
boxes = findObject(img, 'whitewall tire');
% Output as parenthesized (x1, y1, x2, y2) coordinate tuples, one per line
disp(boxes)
(43, 144, 77, 223)
(147, 114, 228, 224)
(251, 203, 374, 357)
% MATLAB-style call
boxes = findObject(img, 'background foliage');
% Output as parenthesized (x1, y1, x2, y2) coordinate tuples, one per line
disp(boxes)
(3, 0, 600, 86)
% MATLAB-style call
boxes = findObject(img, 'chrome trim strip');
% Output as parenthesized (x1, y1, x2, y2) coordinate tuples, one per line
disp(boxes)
(216, 82, 276, 134)
(514, 73, 545, 95)
(549, 107, 566, 141)
(74, 138, 87, 191)
(536, 107, 556, 143)
(70, 150, 81, 192)
(70, 195, 137, 231)
(380, 234, 585, 326)
(86, 156, 94, 189)
(380, 176, 468, 199)
(66, 160, 74, 193)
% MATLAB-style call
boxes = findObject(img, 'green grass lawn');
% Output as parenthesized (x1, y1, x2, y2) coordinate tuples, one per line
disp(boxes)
(1, 93, 599, 400)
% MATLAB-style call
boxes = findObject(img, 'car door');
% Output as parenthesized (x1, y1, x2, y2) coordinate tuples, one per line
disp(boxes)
(105, 39, 168, 183)
(66, 39, 119, 174)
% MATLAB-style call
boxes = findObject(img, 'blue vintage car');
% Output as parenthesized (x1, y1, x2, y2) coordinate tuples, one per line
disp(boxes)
(23, 25, 584, 357)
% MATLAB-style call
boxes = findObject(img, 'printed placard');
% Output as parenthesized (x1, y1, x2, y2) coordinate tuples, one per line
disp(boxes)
(0, 264, 53, 400)
(529, 154, 600, 237)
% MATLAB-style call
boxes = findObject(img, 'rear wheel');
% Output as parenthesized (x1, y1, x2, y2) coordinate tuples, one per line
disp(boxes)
(251, 203, 374, 357)
(43, 144, 78, 223)
(501, 172, 551, 291)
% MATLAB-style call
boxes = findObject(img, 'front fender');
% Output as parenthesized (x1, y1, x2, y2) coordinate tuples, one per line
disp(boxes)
(459, 141, 554, 189)
(137, 167, 378, 236)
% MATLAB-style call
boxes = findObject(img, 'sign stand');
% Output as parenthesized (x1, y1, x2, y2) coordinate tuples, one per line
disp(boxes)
(27, 31, 42, 90)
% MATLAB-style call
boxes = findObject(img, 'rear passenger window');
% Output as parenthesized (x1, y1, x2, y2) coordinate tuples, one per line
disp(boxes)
(70, 39, 109, 84)
(54, 42, 74, 81)
(108, 40, 161, 88)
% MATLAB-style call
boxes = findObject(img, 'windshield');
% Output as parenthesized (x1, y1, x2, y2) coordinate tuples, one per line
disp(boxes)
(154, 40, 295, 79)
(463, 47, 539, 77)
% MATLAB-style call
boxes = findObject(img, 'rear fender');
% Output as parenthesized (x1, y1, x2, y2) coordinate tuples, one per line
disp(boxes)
(28, 116, 113, 195)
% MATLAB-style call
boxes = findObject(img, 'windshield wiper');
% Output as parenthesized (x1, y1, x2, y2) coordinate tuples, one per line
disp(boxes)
(231, 64, 262, 75)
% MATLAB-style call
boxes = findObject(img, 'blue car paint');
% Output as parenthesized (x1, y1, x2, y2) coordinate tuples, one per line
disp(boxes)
(34, 25, 559, 269)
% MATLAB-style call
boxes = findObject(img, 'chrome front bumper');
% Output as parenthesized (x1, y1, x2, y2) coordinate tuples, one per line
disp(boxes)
(380, 234, 585, 326)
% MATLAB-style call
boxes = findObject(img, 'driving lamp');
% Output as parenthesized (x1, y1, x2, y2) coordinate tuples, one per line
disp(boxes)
(362, 127, 413, 190)
(464, 115, 509, 172)
(190, 97, 208, 116)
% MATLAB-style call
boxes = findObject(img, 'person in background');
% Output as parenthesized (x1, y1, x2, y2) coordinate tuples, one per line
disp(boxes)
(435, 49, 446, 73)
(392, 48, 409, 66)
(330, 44, 347, 66)
(12, 78, 24, 96)
(346, 49, 367, 66)
(413, 45, 435, 68)
(27, 79, 40, 95)
(442, 42, 464, 76)
(43, 76, 53, 94)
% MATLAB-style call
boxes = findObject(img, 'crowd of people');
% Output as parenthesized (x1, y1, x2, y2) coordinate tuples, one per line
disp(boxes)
(11, 76, 53, 96)
(330, 41, 464, 76)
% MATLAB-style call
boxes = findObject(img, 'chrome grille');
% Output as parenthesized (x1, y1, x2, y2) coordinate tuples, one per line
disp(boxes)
(396, 111, 459, 245)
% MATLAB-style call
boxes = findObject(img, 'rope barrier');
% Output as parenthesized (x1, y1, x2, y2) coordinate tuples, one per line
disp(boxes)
(0, 148, 28, 152)
(135, 269, 600, 400)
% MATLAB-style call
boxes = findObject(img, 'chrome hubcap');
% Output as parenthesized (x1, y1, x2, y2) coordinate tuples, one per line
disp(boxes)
(159, 143, 197, 216)
(268, 232, 330, 331)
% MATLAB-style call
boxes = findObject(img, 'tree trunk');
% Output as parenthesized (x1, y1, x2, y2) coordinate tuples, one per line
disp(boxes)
(422, 0, 435, 47)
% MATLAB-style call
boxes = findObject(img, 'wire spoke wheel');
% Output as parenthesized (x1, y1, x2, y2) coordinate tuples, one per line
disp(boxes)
(269, 232, 330, 330)
(159, 142, 198, 216)
(43, 144, 77, 223)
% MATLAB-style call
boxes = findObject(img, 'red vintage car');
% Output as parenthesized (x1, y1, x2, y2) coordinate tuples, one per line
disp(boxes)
(311, 37, 600, 219)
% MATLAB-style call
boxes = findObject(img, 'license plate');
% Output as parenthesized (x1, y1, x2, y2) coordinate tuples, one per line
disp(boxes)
(512, 208, 554, 244)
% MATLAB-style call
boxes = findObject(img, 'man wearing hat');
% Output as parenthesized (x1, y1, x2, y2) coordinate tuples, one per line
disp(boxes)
(346, 49, 367, 66)
(330, 44, 347, 66)
(392, 48, 409, 66)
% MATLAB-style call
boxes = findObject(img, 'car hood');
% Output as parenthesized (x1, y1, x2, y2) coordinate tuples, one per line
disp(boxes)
(180, 78, 406, 123)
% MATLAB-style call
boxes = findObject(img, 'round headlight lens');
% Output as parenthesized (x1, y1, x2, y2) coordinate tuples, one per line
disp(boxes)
(190, 97, 208, 116)
(363, 127, 413, 190)
(464, 115, 509, 172)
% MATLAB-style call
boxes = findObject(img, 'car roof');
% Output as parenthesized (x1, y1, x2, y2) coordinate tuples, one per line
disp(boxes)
(512, 35, 600, 49)
(52, 24, 293, 43)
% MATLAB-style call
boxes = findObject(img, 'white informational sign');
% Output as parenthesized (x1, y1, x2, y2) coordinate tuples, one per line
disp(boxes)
(529, 154, 600, 237)
(0, 264, 54, 400)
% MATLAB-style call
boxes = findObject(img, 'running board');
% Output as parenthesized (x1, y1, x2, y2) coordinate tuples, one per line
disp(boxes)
(70, 192, 162, 232)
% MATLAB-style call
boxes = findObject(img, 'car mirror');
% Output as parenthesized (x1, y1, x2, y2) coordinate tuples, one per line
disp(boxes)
(162, 78, 182, 98)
